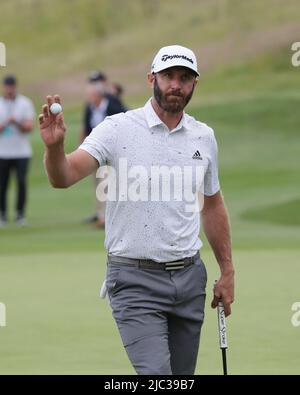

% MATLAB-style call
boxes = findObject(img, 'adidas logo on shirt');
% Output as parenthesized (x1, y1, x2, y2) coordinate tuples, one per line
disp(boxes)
(192, 150, 202, 160)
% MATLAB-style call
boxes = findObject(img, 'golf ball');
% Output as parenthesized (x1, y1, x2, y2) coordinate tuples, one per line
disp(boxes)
(50, 103, 62, 115)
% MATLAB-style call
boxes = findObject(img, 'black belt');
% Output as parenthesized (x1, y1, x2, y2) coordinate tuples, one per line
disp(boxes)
(107, 252, 199, 271)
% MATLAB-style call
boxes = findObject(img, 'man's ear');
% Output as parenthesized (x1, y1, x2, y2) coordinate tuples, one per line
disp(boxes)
(147, 72, 155, 87)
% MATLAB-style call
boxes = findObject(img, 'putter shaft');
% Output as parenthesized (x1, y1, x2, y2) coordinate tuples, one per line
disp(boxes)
(217, 301, 228, 375)
(221, 348, 227, 375)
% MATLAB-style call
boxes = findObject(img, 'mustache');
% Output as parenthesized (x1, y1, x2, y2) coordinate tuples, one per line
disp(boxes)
(166, 91, 184, 97)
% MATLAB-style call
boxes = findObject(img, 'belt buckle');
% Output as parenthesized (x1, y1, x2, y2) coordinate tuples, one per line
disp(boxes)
(164, 260, 185, 271)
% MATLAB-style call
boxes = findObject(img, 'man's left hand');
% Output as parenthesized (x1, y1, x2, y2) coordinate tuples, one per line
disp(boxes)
(211, 270, 235, 317)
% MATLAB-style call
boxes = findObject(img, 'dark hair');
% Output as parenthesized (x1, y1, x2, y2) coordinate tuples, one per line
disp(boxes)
(3, 74, 17, 85)
(112, 83, 123, 97)
(88, 71, 107, 83)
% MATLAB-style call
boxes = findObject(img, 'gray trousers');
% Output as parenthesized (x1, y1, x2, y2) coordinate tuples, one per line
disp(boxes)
(106, 254, 207, 375)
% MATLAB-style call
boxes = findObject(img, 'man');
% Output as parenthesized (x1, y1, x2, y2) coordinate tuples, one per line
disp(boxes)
(0, 75, 35, 227)
(39, 45, 234, 375)
(80, 71, 127, 228)
(110, 82, 125, 101)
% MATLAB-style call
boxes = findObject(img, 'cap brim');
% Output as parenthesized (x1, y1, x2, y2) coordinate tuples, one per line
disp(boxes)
(152, 63, 199, 77)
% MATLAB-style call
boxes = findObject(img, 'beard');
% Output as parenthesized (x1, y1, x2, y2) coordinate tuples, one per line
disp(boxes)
(153, 76, 195, 114)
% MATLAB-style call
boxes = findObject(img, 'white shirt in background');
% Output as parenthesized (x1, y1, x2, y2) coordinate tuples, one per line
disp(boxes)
(0, 94, 35, 159)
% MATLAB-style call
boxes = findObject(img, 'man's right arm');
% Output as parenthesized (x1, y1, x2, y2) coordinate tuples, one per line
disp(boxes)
(40, 95, 98, 188)
(44, 146, 98, 188)
(79, 128, 87, 144)
(79, 104, 89, 144)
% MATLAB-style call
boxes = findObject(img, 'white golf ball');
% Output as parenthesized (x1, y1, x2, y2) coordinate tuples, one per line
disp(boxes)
(50, 102, 62, 115)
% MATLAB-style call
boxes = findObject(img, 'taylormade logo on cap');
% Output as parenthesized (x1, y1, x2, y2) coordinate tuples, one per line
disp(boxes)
(151, 45, 199, 76)
(161, 54, 194, 64)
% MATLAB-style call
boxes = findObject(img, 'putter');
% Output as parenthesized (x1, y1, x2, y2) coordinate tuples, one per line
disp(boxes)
(217, 300, 228, 375)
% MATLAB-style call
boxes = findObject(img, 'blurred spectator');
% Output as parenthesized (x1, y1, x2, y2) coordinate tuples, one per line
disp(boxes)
(0, 75, 35, 227)
(80, 71, 126, 229)
(110, 82, 125, 101)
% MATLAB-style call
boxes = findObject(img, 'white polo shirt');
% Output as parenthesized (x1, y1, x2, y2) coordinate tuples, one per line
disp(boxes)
(79, 98, 220, 262)
(0, 94, 35, 159)
(90, 98, 109, 129)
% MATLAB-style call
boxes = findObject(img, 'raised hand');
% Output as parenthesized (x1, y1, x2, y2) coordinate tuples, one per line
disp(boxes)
(39, 95, 66, 148)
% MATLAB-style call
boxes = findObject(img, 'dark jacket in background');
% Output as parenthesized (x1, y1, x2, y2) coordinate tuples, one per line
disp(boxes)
(83, 94, 127, 136)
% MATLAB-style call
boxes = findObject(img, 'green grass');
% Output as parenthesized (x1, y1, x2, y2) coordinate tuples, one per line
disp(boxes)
(242, 198, 300, 226)
(1, 0, 300, 88)
(1, 250, 299, 374)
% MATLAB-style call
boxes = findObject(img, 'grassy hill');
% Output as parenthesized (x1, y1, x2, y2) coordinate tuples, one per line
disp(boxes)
(1, 0, 300, 104)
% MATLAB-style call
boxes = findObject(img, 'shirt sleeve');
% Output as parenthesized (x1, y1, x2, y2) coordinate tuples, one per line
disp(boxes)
(204, 128, 221, 196)
(78, 117, 117, 167)
(0, 100, 5, 124)
(23, 98, 35, 121)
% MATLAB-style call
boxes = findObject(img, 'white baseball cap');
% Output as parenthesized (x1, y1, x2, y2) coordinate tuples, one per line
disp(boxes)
(151, 45, 199, 76)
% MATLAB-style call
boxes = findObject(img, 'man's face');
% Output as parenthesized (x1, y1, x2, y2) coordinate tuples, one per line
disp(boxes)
(149, 67, 197, 114)
(86, 82, 105, 105)
(3, 83, 17, 99)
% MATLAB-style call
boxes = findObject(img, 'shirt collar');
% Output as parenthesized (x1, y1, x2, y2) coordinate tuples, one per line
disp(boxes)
(3, 94, 18, 102)
(92, 97, 108, 112)
(143, 98, 188, 132)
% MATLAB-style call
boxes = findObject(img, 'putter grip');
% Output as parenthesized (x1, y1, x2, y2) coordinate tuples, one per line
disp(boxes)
(217, 302, 228, 349)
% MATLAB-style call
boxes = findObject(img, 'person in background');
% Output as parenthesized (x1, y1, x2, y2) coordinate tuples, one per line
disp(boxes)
(0, 75, 35, 227)
(110, 82, 125, 102)
(80, 71, 126, 228)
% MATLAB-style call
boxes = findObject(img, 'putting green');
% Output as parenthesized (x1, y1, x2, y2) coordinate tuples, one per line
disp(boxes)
(0, 249, 299, 374)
